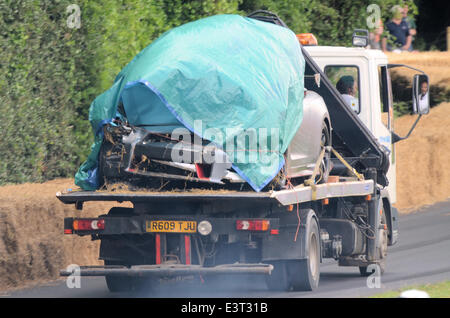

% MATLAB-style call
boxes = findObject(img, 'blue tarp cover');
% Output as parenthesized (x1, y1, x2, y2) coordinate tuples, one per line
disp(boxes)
(75, 14, 305, 191)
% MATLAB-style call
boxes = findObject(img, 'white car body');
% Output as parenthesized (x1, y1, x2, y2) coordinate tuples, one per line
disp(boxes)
(286, 90, 330, 179)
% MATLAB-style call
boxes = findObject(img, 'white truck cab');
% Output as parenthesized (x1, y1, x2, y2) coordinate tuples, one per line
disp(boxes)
(303, 39, 430, 205)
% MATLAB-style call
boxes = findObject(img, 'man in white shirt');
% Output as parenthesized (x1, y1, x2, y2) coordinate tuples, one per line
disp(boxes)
(336, 75, 359, 113)
(418, 80, 429, 114)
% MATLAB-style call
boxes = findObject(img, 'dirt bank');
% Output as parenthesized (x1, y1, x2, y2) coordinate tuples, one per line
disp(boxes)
(393, 102, 450, 212)
(386, 51, 450, 211)
(386, 51, 450, 88)
(0, 179, 130, 291)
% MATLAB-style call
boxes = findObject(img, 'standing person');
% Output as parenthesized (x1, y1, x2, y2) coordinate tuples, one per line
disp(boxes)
(369, 18, 384, 50)
(402, 4, 417, 52)
(382, 5, 412, 52)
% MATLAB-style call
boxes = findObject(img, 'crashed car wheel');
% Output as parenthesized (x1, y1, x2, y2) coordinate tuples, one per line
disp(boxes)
(317, 122, 331, 184)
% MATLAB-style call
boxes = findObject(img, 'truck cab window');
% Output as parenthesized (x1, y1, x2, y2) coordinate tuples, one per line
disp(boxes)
(324, 66, 361, 114)
(379, 65, 393, 131)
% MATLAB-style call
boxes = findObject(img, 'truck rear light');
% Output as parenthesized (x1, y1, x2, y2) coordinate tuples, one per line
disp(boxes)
(236, 220, 270, 231)
(73, 219, 105, 231)
(195, 164, 209, 180)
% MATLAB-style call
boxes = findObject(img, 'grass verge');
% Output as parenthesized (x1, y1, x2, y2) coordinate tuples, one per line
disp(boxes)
(371, 281, 450, 298)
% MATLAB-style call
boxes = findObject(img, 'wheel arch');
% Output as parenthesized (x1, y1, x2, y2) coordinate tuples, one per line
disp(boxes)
(380, 190, 398, 246)
(262, 208, 321, 261)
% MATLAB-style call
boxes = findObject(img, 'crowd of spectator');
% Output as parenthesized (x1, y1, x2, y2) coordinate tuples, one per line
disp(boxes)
(369, 4, 417, 52)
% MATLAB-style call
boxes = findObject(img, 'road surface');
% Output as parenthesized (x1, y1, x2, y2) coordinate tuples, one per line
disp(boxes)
(3, 200, 450, 298)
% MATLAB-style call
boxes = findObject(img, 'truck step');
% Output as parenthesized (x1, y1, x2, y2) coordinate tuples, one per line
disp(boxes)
(271, 179, 374, 206)
(60, 263, 274, 277)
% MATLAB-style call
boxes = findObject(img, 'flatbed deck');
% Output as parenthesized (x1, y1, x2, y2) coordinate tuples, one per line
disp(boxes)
(56, 179, 374, 206)
(56, 189, 270, 204)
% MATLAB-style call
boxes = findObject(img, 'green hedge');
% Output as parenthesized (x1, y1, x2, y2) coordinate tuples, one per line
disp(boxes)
(0, 0, 239, 185)
(0, 0, 92, 183)
(0, 0, 421, 185)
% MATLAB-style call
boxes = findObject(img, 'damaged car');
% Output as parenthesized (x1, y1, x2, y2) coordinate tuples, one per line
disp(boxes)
(76, 12, 332, 192)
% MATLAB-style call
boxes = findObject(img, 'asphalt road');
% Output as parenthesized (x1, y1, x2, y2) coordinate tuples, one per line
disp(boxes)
(3, 200, 450, 298)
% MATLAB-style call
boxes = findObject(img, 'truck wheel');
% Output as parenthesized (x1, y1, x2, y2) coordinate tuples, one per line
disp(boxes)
(133, 277, 155, 293)
(104, 261, 134, 293)
(105, 275, 135, 293)
(291, 217, 321, 291)
(265, 217, 321, 292)
(359, 207, 388, 276)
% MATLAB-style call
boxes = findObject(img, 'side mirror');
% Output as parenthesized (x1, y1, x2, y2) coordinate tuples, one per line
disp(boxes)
(412, 74, 430, 115)
(388, 64, 429, 143)
(352, 29, 369, 47)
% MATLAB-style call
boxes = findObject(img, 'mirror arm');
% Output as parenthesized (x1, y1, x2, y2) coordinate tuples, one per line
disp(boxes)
(387, 64, 425, 74)
(392, 114, 422, 143)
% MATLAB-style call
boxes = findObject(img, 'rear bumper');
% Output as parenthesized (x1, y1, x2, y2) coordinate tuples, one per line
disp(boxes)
(64, 215, 279, 236)
(60, 263, 273, 277)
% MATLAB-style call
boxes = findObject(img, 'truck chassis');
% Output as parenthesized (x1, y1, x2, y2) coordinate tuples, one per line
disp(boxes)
(58, 173, 397, 292)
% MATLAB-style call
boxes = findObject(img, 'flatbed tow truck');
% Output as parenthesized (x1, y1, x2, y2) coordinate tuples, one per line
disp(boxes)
(58, 11, 430, 292)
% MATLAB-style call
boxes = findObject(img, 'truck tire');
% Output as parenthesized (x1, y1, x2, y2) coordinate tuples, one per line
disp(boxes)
(105, 275, 134, 293)
(359, 207, 388, 276)
(265, 216, 321, 291)
(291, 217, 321, 291)
(104, 261, 134, 293)
(104, 268, 155, 293)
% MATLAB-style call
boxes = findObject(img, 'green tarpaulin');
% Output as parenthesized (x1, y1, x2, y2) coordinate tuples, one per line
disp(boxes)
(75, 14, 305, 192)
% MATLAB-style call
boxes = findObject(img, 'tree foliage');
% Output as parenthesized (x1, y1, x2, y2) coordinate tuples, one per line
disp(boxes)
(0, 0, 92, 183)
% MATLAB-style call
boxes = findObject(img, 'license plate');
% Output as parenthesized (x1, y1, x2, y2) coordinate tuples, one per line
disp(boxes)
(146, 220, 197, 233)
